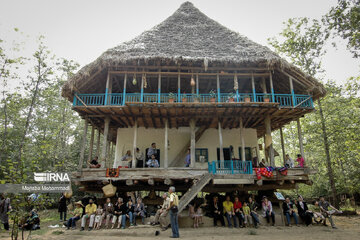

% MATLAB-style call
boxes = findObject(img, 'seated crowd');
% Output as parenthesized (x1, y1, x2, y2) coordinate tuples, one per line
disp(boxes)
(88, 143, 160, 169)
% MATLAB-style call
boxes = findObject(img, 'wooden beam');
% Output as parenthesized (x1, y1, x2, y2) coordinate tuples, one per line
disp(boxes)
(132, 118, 138, 168)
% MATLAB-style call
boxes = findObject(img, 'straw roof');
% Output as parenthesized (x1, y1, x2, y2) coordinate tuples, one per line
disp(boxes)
(62, 1, 325, 98)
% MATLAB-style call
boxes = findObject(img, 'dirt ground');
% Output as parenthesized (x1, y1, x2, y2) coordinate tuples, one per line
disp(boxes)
(1, 215, 359, 240)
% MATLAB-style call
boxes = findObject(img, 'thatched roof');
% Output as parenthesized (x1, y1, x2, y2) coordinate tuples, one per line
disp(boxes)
(62, 1, 325, 98)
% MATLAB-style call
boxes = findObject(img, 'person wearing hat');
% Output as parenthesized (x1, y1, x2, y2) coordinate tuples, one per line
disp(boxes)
(66, 201, 83, 230)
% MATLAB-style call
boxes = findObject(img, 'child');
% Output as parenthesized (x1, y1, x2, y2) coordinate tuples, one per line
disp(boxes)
(195, 203, 204, 226)
(94, 205, 103, 230)
(242, 202, 252, 227)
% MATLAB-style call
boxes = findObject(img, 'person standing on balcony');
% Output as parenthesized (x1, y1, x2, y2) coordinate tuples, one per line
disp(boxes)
(285, 154, 294, 168)
(296, 154, 305, 168)
(135, 148, 145, 168)
(147, 143, 158, 159)
(184, 149, 191, 167)
(121, 150, 132, 167)
(147, 154, 160, 168)
(167, 186, 179, 238)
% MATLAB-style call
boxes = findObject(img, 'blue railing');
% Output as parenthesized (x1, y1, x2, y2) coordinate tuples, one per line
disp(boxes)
(73, 92, 314, 108)
(208, 160, 253, 175)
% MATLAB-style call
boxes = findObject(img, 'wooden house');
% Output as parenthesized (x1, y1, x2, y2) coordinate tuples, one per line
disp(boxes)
(62, 2, 325, 211)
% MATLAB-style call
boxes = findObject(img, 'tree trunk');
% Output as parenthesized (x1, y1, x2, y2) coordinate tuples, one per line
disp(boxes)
(318, 99, 339, 208)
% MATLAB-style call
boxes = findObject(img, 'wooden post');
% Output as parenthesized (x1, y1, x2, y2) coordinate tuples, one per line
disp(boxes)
(297, 118, 305, 159)
(88, 125, 95, 162)
(132, 118, 138, 168)
(263, 135, 267, 162)
(122, 73, 127, 105)
(79, 118, 88, 171)
(110, 142, 114, 166)
(235, 74, 239, 102)
(270, 72, 275, 102)
(140, 73, 144, 102)
(178, 70, 181, 102)
(255, 140, 260, 159)
(264, 115, 275, 166)
(218, 120, 224, 161)
(101, 116, 110, 168)
(106, 136, 111, 168)
(95, 128, 101, 157)
(261, 77, 267, 94)
(190, 119, 196, 168)
(251, 73, 256, 102)
(216, 74, 221, 103)
(239, 117, 246, 161)
(164, 119, 169, 168)
(196, 74, 199, 95)
(158, 72, 161, 103)
(104, 72, 111, 105)
(280, 127, 286, 165)
(289, 76, 295, 107)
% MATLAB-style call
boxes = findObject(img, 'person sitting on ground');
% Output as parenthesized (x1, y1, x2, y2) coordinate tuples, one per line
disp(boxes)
(282, 197, 299, 226)
(21, 209, 40, 230)
(88, 156, 101, 168)
(233, 196, 245, 228)
(285, 154, 294, 168)
(248, 197, 260, 228)
(146, 154, 160, 168)
(223, 195, 235, 228)
(65, 201, 83, 230)
(112, 197, 125, 229)
(147, 143, 158, 159)
(102, 197, 114, 229)
(296, 195, 313, 226)
(135, 148, 145, 168)
(242, 202, 252, 227)
(319, 196, 342, 229)
(259, 159, 267, 167)
(151, 192, 170, 231)
(94, 204, 103, 230)
(184, 149, 191, 167)
(122, 198, 135, 228)
(262, 196, 275, 226)
(210, 196, 225, 227)
(134, 198, 146, 225)
(121, 150, 132, 167)
(80, 198, 97, 231)
(310, 200, 325, 224)
(296, 154, 305, 168)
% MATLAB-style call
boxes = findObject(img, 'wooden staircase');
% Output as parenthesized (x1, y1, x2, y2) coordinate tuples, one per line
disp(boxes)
(178, 173, 213, 213)
(169, 126, 208, 167)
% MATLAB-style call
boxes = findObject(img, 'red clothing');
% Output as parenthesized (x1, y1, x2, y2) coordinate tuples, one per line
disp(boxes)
(233, 201, 242, 210)
(296, 157, 305, 167)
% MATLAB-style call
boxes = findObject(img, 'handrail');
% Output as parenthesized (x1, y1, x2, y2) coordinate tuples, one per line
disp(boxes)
(208, 160, 253, 175)
(73, 92, 314, 108)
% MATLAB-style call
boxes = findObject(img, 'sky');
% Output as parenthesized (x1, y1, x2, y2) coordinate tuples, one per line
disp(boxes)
(0, 0, 359, 86)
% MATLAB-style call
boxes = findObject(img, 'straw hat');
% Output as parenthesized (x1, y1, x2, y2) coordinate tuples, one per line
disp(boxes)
(75, 201, 83, 207)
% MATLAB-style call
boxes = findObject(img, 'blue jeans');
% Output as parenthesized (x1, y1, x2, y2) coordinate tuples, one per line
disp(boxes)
(67, 216, 80, 228)
(224, 212, 234, 227)
(285, 212, 298, 225)
(121, 212, 134, 228)
(250, 212, 260, 226)
(170, 210, 179, 238)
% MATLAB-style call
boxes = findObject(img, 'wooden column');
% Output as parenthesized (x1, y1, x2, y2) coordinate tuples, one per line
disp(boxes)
(196, 74, 199, 95)
(255, 140, 260, 159)
(158, 72, 161, 103)
(88, 125, 95, 162)
(122, 73, 127, 105)
(106, 136, 111, 168)
(297, 119, 305, 159)
(289, 76, 295, 106)
(280, 126, 286, 165)
(132, 118, 138, 168)
(110, 142, 114, 166)
(190, 119, 196, 168)
(216, 74, 221, 102)
(218, 120, 224, 161)
(104, 72, 112, 105)
(263, 135, 267, 162)
(95, 128, 101, 157)
(251, 73, 256, 102)
(140, 73, 144, 102)
(101, 116, 110, 167)
(270, 72, 275, 102)
(235, 74, 239, 102)
(239, 117, 246, 161)
(177, 70, 181, 102)
(78, 118, 88, 171)
(264, 115, 275, 166)
(261, 77, 267, 94)
(164, 119, 169, 168)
